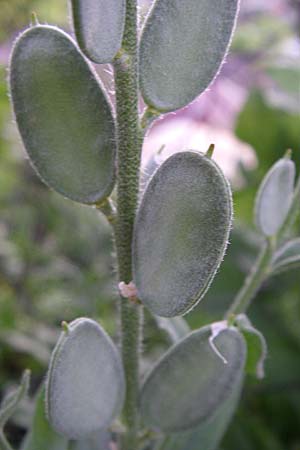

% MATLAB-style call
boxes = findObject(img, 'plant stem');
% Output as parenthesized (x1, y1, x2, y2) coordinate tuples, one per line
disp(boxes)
(113, 1, 142, 449)
(226, 239, 274, 317)
(0, 432, 13, 450)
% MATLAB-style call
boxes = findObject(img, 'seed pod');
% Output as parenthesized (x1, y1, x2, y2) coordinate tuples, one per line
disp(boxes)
(133, 151, 232, 317)
(9, 25, 116, 204)
(139, 0, 240, 112)
(255, 157, 295, 237)
(46, 318, 125, 439)
(158, 380, 242, 450)
(140, 323, 246, 432)
(70, 0, 126, 63)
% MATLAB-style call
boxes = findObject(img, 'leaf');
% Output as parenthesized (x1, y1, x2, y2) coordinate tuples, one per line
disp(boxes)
(133, 151, 233, 317)
(271, 238, 300, 275)
(255, 157, 296, 237)
(158, 378, 243, 450)
(69, 430, 112, 450)
(139, 0, 240, 112)
(0, 370, 30, 428)
(70, 0, 126, 63)
(140, 323, 246, 433)
(9, 25, 116, 204)
(155, 317, 190, 344)
(235, 314, 267, 379)
(46, 318, 125, 439)
(21, 387, 68, 450)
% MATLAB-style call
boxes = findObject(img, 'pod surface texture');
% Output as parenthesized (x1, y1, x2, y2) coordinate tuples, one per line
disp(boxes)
(71, 0, 125, 63)
(10, 25, 116, 204)
(46, 318, 125, 439)
(140, 325, 246, 432)
(139, 0, 239, 111)
(255, 158, 295, 236)
(133, 151, 232, 317)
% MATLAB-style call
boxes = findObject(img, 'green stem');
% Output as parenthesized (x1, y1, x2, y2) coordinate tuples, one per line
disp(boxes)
(113, 1, 143, 449)
(226, 240, 274, 317)
(0, 432, 13, 450)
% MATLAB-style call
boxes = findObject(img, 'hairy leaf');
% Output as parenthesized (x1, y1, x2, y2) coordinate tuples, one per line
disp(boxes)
(133, 151, 232, 317)
(139, 0, 240, 111)
(255, 157, 296, 237)
(46, 318, 125, 439)
(155, 317, 190, 344)
(21, 387, 68, 450)
(10, 25, 116, 204)
(271, 238, 300, 275)
(70, 0, 126, 63)
(140, 324, 246, 432)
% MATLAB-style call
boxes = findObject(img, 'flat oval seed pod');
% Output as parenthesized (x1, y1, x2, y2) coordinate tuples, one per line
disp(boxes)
(140, 325, 246, 432)
(255, 158, 295, 237)
(133, 151, 232, 317)
(46, 318, 125, 439)
(139, 0, 240, 112)
(70, 0, 126, 63)
(158, 380, 242, 450)
(9, 25, 116, 204)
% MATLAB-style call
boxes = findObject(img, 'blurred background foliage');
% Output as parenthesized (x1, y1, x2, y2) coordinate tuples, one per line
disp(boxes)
(0, 0, 299, 449)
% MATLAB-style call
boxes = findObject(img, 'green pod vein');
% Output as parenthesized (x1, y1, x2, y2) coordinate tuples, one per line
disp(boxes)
(140, 324, 246, 433)
(255, 157, 296, 237)
(70, 0, 126, 63)
(9, 25, 116, 204)
(45, 318, 125, 440)
(132, 151, 233, 318)
(139, 0, 240, 112)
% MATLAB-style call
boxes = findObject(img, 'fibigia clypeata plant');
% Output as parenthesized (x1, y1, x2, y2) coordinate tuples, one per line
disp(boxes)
(2, 0, 300, 449)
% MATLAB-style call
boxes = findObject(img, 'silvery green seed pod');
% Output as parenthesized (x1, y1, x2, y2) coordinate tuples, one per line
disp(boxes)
(70, 0, 126, 63)
(140, 322, 246, 432)
(133, 151, 233, 317)
(255, 157, 296, 237)
(9, 25, 116, 204)
(157, 379, 242, 450)
(46, 318, 125, 439)
(139, 0, 240, 112)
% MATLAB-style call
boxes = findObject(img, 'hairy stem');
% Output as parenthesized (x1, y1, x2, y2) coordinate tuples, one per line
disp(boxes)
(226, 240, 274, 317)
(113, 1, 143, 449)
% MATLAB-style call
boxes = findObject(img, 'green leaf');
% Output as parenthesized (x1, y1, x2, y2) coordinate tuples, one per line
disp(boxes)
(271, 238, 300, 275)
(155, 317, 190, 344)
(255, 157, 296, 237)
(140, 322, 246, 432)
(235, 314, 267, 379)
(21, 387, 68, 450)
(139, 0, 240, 112)
(158, 379, 243, 450)
(0, 370, 30, 429)
(46, 318, 125, 439)
(70, 0, 126, 63)
(133, 151, 233, 317)
(69, 430, 112, 450)
(9, 25, 116, 204)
